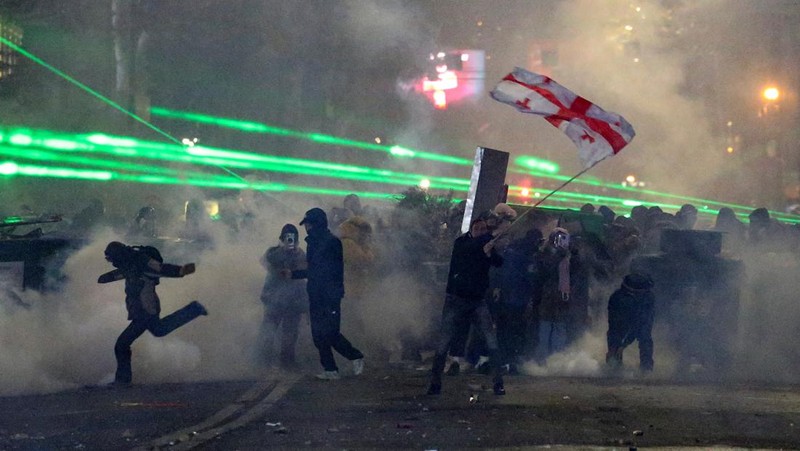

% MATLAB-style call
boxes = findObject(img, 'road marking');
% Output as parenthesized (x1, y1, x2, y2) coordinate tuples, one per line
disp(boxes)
(134, 375, 298, 450)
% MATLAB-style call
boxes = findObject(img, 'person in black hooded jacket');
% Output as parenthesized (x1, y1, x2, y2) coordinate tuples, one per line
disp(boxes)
(427, 217, 505, 396)
(606, 272, 655, 373)
(289, 208, 364, 380)
(99, 241, 207, 387)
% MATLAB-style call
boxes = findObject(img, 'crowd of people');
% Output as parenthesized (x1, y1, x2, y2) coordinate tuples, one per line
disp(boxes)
(5, 189, 800, 390)
(249, 193, 800, 395)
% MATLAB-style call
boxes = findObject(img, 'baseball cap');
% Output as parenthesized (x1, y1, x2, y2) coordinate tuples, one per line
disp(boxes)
(300, 207, 327, 226)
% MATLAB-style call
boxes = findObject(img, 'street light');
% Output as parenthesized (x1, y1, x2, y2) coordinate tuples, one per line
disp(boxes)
(762, 86, 780, 102)
(759, 85, 781, 117)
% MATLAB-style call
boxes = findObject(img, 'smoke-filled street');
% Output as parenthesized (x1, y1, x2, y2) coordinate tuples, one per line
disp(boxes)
(3, 365, 800, 449)
(2, 1, 800, 449)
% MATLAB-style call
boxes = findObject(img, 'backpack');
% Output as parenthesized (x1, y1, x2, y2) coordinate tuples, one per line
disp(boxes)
(131, 245, 163, 263)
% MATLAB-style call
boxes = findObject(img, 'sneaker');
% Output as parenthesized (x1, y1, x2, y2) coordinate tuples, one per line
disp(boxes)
(315, 370, 340, 380)
(105, 380, 132, 389)
(426, 383, 441, 395)
(191, 301, 208, 316)
(352, 358, 364, 376)
(445, 361, 460, 376)
(493, 381, 506, 396)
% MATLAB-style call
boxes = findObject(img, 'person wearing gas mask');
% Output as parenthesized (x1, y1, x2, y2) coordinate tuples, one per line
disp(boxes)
(286, 208, 364, 380)
(533, 227, 572, 364)
(98, 241, 207, 387)
(259, 224, 308, 368)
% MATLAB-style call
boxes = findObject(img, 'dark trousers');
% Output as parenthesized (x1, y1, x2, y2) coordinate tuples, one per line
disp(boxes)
(607, 324, 654, 371)
(309, 297, 363, 372)
(496, 304, 527, 366)
(114, 302, 203, 384)
(430, 294, 503, 386)
(262, 309, 302, 365)
(448, 317, 470, 358)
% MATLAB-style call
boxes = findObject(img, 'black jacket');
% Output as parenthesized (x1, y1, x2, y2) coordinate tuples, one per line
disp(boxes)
(292, 227, 345, 303)
(606, 285, 655, 349)
(98, 249, 184, 320)
(445, 232, 503, 301)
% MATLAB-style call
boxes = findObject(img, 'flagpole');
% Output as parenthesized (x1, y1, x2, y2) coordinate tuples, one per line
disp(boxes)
(489, 165, 594, 244)
(530, 166, 593, 208)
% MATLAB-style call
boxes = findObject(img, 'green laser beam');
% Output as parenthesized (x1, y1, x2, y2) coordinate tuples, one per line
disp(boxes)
(0, 36, 180, 145)
(0, 127, 471, 191)
(0, 159, 430, 203)
(0, 37, 295, 195)
(4, 35, 788, 221)
(0, 160, 575, 208)
(0, 141, 726, 221)
(510, 167, 798, 222)
(5, 125, 797, 223)
(7, 150, 790, 224)
(0, 144, 236, 182)
(2, 32, 676, 213)
(151, 105, 786, 217)
(150, 107, 480, 167)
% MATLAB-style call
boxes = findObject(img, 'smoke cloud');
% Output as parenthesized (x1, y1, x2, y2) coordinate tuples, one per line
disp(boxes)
(1, 0, 799, 396)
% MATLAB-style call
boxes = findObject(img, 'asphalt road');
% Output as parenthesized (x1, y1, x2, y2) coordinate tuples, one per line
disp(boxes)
(2, 361, 800, 450)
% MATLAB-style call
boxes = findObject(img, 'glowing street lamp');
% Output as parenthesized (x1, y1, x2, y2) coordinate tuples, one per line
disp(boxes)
(759, 85, 782, 118)
(762, 86, 780, 102)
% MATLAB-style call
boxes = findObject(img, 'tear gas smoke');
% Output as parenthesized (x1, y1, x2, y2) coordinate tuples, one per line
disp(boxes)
(2, 0, 799, 395)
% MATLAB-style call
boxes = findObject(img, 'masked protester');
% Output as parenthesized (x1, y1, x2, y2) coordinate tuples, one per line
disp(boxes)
(259, 224, 308, 368)
(533, 227, 571, 364)
(287, 208, 364, 380)
(497, 228, 543, 374)
(98, 241, 207, 387)
(606, 273, 655, 373)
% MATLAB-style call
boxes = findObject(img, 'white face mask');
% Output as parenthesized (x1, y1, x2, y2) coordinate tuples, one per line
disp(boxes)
(552, 232, 570, 249)
(282, 233, 297, 248)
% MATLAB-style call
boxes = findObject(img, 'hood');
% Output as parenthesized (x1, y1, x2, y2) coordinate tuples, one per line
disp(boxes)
(338, 216, 372, 242)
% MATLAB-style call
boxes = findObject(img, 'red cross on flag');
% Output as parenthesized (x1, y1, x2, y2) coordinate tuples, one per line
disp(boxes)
(491, 67, 635, 169)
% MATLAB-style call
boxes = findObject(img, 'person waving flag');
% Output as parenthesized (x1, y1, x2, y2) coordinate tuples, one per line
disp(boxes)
(491, 67, 635, 169)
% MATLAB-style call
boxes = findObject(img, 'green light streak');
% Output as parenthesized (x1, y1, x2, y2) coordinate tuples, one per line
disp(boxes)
(514, 156, 560, 174)
(9, 150, 793, 223)
(2, 125, 797, 224)
(150, 106, 474, 165)
(0, 127, 471, 191)
(0, 144, 236, 182)
(5, 36, 787, 221)
(0, 161, 112, 180)
(511, 167, 800, 222)
(0, 147, 695, 219)
(152, 106, 781, 216)
(507, 183, 683, 213)
(0, 37, 181, 145)
(0, 159, 410, 202)
(1, 216, 25, 225)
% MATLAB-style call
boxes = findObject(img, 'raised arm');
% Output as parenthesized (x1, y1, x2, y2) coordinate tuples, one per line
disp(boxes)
(98, 269, 124, 284)
(144, 258, 196, 278)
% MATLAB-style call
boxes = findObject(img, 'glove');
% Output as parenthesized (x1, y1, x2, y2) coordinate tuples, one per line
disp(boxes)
(179, 263, 196, 276)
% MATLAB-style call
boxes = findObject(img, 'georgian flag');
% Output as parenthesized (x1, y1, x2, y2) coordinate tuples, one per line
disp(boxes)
(491, 67, 635, 169)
